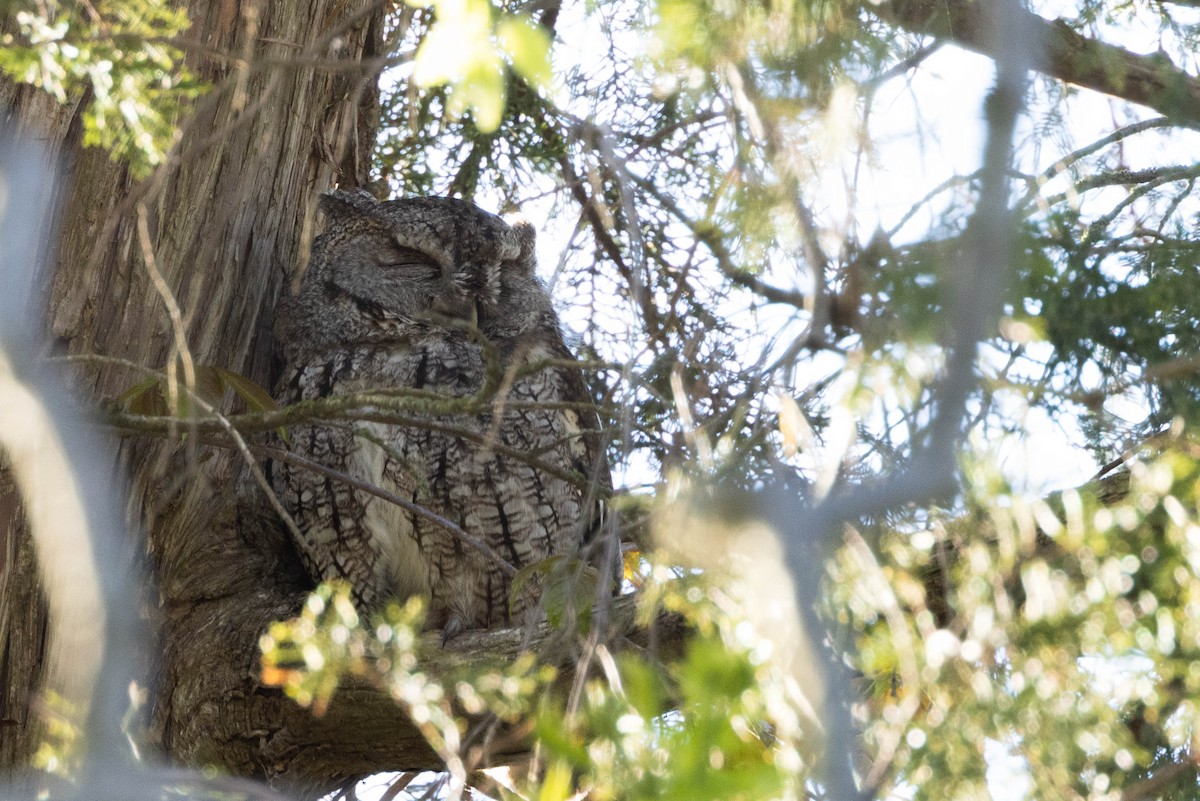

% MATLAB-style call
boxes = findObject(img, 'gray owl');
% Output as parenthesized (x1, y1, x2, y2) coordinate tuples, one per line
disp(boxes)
(271, 190, 613, 641)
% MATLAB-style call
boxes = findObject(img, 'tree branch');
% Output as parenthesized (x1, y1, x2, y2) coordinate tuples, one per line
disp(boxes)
(1120, 756, 1198, 801)
(156, 474, 684, 797)
(871, 0, 1200, 128)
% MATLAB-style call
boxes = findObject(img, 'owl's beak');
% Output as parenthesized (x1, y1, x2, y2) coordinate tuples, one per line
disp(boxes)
(430, 295, 478, 326)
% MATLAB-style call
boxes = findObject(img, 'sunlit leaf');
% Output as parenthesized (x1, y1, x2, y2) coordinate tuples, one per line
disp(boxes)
(497, 16, 552, 89)
(536, 760, 573, 801)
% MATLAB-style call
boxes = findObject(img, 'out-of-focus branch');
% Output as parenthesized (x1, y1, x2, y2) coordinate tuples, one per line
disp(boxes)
(725, 62, 833, 344)
(32, 135, 359, 796)
(0, 355, 107, 741)
(1120, 756, 1198, 801)
(0, 133, 141, 782)
(764, 2, 1038, 797)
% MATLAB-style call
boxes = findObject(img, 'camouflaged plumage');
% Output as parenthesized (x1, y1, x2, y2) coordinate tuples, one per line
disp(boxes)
(270, 191, 612, 640)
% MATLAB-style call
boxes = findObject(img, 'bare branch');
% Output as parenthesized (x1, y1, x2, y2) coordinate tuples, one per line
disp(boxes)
(630, 173, 808, 308)
(725, 62, 834, 344)
(766, 3, 1039, 797)
(872, 0, 1200, 127)
(1120, 756, 1198, 801)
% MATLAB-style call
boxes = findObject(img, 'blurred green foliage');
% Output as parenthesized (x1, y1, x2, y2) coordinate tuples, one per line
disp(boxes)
(262, 573, 804, 801)
(259, 442, 1200, 800)
(404, 0, 552, 133)
(835, 445, 1200, 799)
(29, 692, 81, 779)
(0, 0, 202, 175)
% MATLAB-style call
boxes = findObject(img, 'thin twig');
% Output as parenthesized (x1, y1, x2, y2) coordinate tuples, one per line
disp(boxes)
(136, 203, 196, 428)
(379, 771, 420, 801)
(186, 382, 307, 550)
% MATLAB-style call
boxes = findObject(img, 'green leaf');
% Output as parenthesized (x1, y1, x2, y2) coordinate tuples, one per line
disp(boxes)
(195, 365, 226, 406)
(406, 0, 555, 133)
(118, 375, 167, 416)
(117, 375, 161, 407)
(537, 759, 573, 801)
(458, 62, 505, 132)
(213, 367, 278, 412)
(497, 16, 552, 89)
(533, 704, 589, 768)
(618, 653, 664, 719)
(511, 556, 600, 631)
(510, 554, 561, 619)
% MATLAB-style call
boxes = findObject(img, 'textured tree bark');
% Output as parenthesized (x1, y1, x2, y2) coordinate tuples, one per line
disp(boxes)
(0, 0, 395, 791)
(0, 465, 48, 775)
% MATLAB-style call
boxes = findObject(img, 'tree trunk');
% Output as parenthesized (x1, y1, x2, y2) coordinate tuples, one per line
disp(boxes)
(0, 0, 408, 791)
(0, 464, 47, 774)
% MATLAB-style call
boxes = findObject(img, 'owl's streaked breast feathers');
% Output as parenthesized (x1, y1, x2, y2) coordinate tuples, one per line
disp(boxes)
(271, 190, 613, 639)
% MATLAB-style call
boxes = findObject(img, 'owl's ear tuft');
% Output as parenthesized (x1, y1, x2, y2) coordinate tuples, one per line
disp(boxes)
(504, 215, 537, 273)
(319, 189, 381, 223)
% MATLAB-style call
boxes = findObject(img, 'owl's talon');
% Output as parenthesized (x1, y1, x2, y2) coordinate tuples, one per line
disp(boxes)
(441, 617, 467, 646)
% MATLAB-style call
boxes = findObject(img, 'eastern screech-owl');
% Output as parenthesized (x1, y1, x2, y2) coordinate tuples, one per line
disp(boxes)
(271, 190, 613, 640)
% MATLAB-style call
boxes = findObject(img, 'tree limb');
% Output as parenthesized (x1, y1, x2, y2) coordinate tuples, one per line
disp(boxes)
(871, 0, 1200, 128)
(152, 461, 685, 796)
(1120, 756, 1198, 801)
